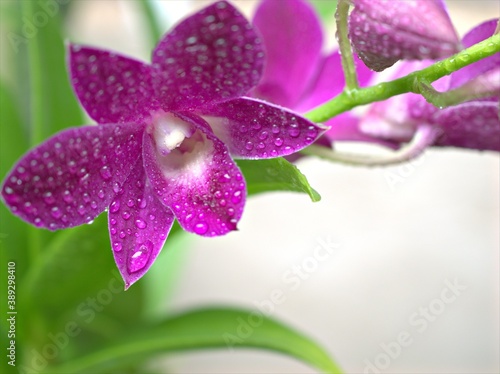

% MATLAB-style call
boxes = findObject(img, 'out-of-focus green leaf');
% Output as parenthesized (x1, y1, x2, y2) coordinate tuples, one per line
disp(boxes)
(142, 227, 191, 320)
(19, 0, 84, 140)
(237, 158, 321, 202)
(20, 215, 144, 343)
(0, 80, 32, 349)
(310, 0, 338, 22)
(48, 307, 343, 374)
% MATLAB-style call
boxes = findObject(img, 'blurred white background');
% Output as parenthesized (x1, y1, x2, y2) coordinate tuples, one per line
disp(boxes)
(58, 0, 500, 372)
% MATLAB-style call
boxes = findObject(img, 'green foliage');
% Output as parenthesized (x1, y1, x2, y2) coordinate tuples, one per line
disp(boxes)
(48, 307, 342, 374)
(238, 158, 321, 202)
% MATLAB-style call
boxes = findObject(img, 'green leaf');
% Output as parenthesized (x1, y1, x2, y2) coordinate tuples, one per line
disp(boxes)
(310, 0, 338, 21)
(48, 307, 342, 374)
(237, 158, 321, 202)
(19, 215, 144, 340)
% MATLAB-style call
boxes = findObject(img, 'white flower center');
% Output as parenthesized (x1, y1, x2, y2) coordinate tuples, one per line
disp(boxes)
(153, 113, 193, 155)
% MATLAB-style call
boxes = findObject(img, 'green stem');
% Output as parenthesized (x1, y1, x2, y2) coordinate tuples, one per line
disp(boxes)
(138, 0, 164, 49)
(23, 0, 44, 265)
(305, 33, 500, 123)
(335, 0, 359, 90)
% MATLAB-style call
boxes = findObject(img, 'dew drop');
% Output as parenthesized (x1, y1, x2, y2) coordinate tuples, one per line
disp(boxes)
(231, 190, 242, 204)
(245, 141, 254, 150)
(127, 198, 135, 207)
(128, 242, 152, 273)
(43, 191, 55, 204)
(122, 211, 131, 220)
(97, 190, 105, 199)
(110, 200, 120, 213)
(113, 242, 122, 252)
(135, 219, 147, 229)
(274, 138, 284, 147)
(259, 130, 268, 140)
(50, 207, 62, 219)
(194, 222, 208, 235)
(100, 166, 112, 180)
(288, 124, 300, 138)
(119, 230, 126, 239)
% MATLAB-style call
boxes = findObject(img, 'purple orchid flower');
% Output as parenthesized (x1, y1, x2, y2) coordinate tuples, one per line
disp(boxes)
(251, 0, 398, 150)
(348, 0, 461, 71)
(0, 1, 325, 288)
(359, 19, 500, 153)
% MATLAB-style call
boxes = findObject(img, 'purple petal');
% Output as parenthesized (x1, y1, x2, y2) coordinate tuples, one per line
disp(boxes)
(349, 0, 460, 71)
(69, 44, 159, 124)
(296, 50, 375, 112)
(152, 1, 264, 111)
(142, 113, 245, 236)
(449, 19, 500, 90)
(359, 93, 420, 143)
(252, 0, 323, 108)
(108, 160, 175, 289)
(1, 123, 144, 230)
(326, 112, 400, 149)
(432, 101, 500, 151)
(198, 97, 326, 159)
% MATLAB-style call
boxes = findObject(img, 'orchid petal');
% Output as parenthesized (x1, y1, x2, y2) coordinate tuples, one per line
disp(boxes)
(1, 123, 143, 230)
(326, 113, 400, 149)
(449, 19, 500, 90)
(69, 45, 159, 124)
(297, 50, 374, 112)
(143, 113, 245, 236)
(108, 160, 175, 290)
(252, 0, 323, 108)
(432, 101, 500, 151)
(152, 1, 264, 111)
(199, 97, 326, 159)
(349, 0, 460, 71)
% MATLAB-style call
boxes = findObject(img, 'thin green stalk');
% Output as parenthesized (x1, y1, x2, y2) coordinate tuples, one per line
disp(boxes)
(23, 0, 44, 265)
(335, 0, 359, 90)
(305, 33, 500, 123)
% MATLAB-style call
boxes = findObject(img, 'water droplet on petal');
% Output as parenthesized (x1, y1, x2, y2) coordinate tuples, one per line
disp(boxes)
(43, 191, 55, 204)
(135, 219, 147, 229)
(63, 190, 73, 203)
(50, 207, 62, 219)
(288, 124, 300, 138)
(110, 200, 120, 213)
(127, 199, 135, 207)
(113, 242, 122, 252)
(231, 191, 242, 204)
(101, 166, 113, 180)
(128, 242, 152, 273)
(119, 230, 126, 239)
(77, 205, 86, 216)
(194, 222, 208, 235)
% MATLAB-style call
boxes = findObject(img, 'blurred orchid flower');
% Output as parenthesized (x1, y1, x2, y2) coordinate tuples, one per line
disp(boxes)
(348, 0, 461, 71)
(360, 19, 500, 153)
(252, 0, 399, 150)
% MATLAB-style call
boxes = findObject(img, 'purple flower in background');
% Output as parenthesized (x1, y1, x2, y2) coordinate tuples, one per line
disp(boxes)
(359, 19, 500, 152)
(348, 0, 461, 71)
(252, 0, 398, 149)
(1, 1, 325, 288)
